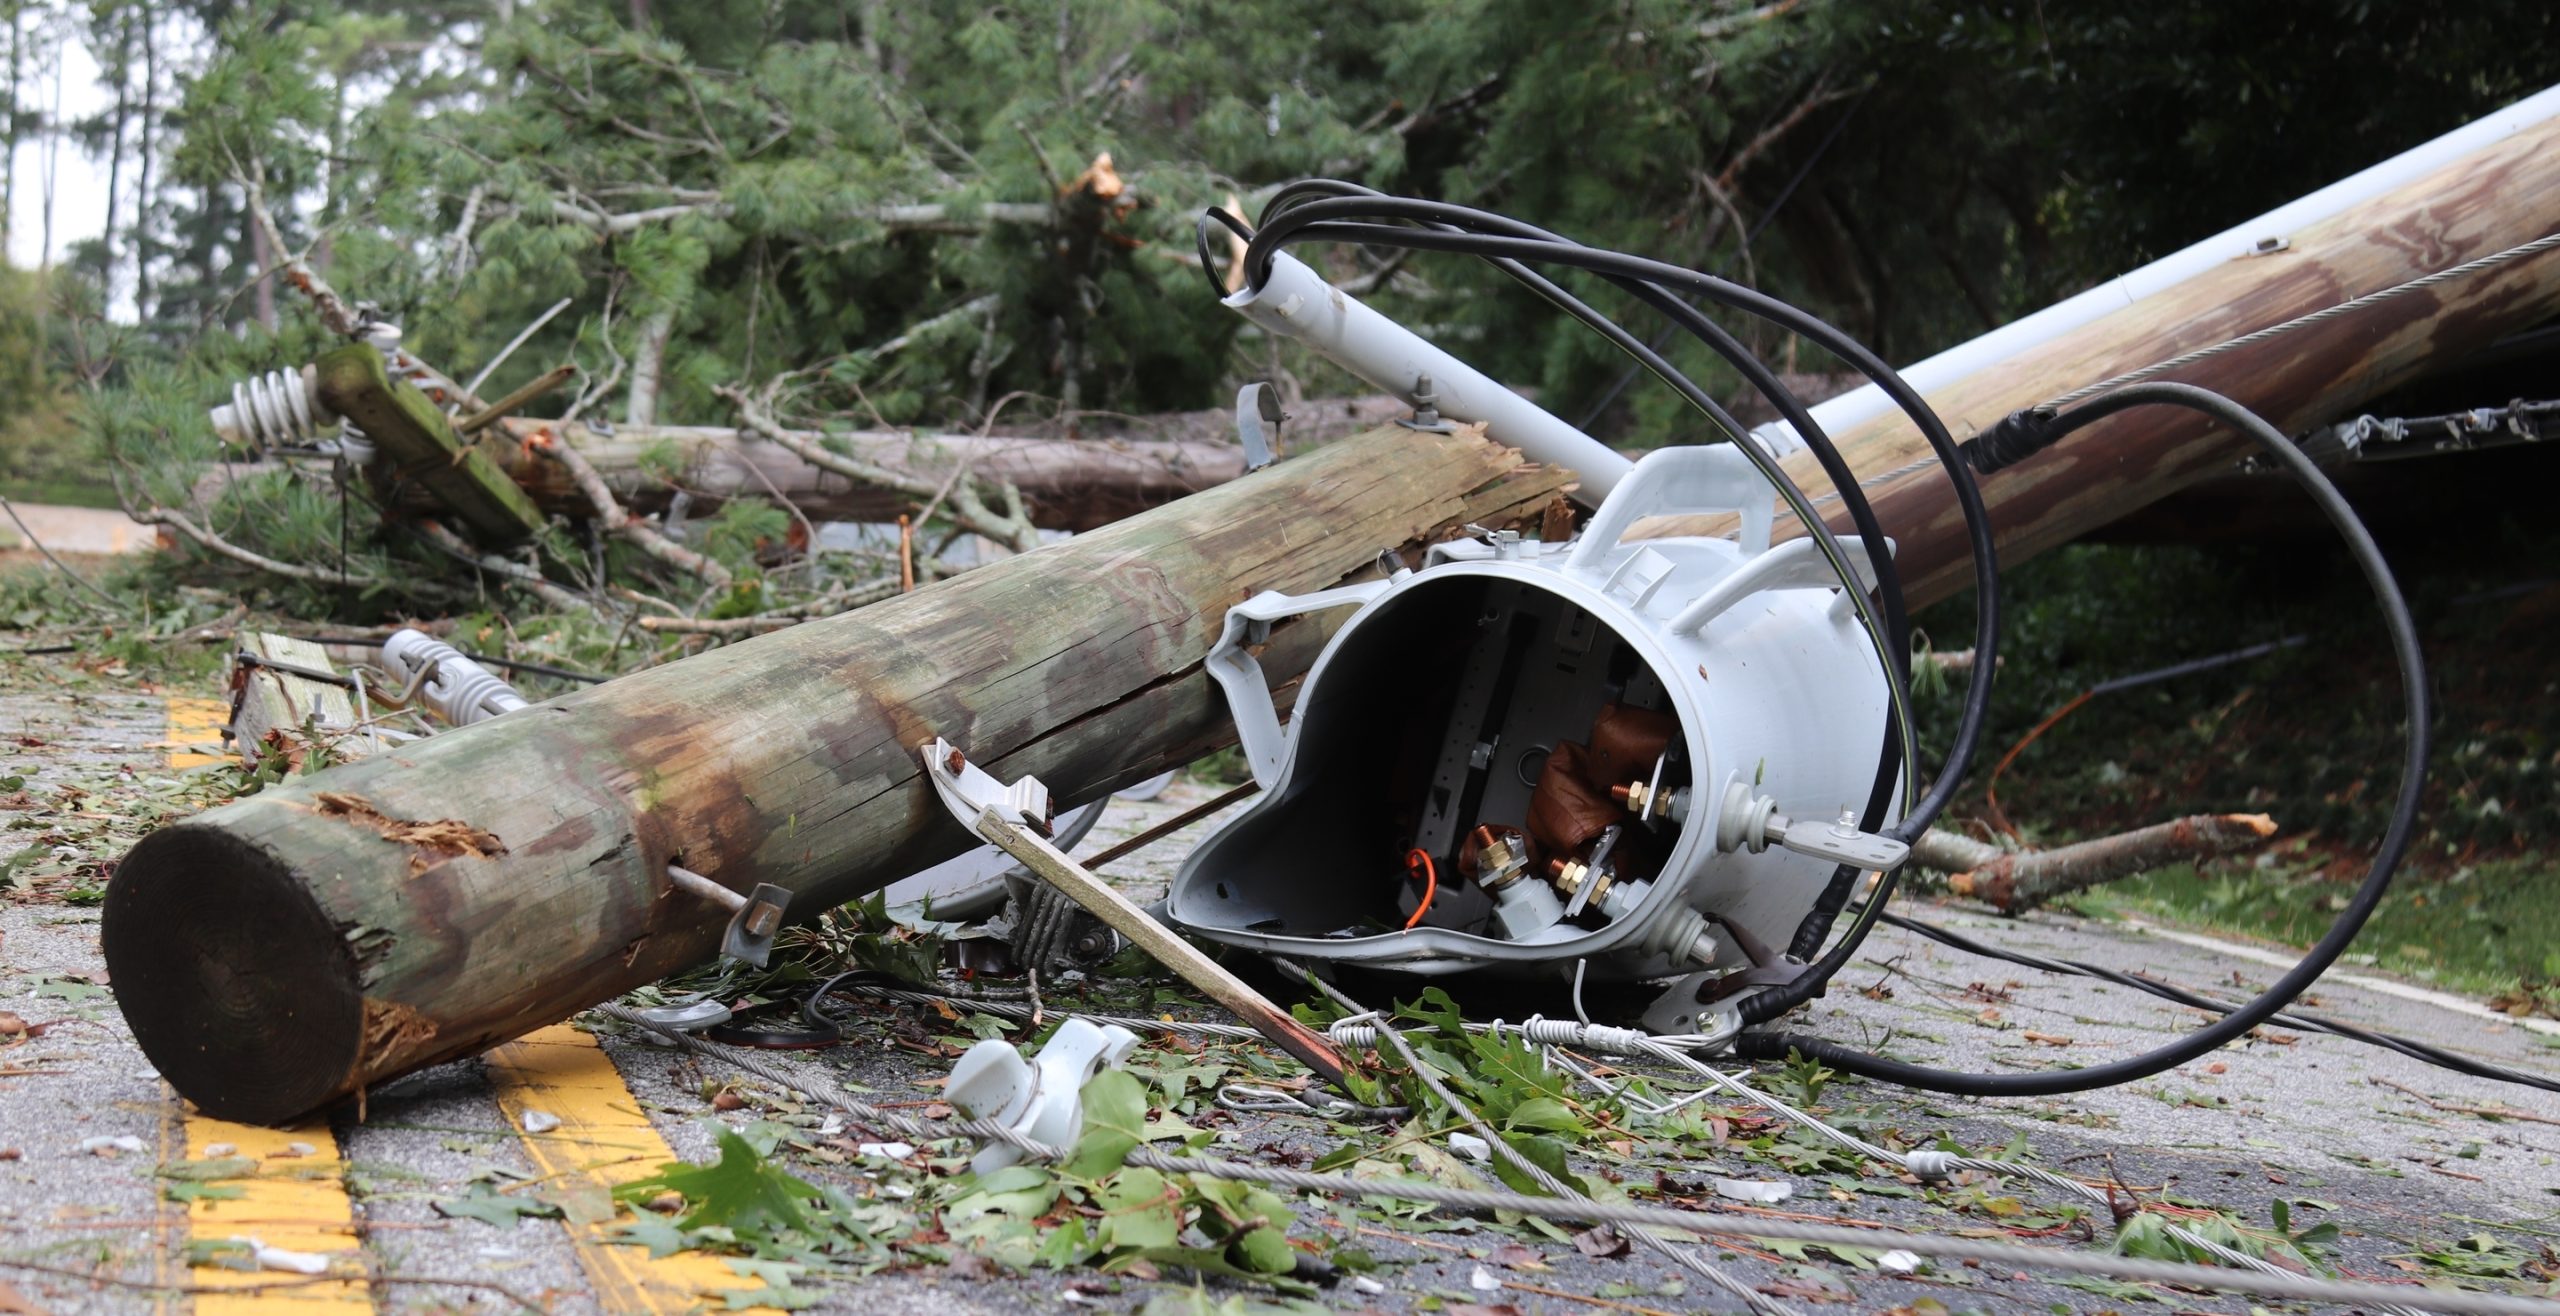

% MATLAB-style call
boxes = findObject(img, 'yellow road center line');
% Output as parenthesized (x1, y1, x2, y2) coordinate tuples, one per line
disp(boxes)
(484, 1025, 772, 1315)
(163, 695, 232, 769)
(180, 1110, 372, 1312)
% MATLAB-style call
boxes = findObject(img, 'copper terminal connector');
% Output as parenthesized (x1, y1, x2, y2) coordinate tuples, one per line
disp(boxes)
(1548, 856, 1612, 904)
(1464, 824, 1536, 889)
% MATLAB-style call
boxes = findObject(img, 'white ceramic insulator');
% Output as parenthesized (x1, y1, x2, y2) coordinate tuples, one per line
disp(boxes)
(382, 629, 529, 726)
(331, 423, 378, 466)
(945, 1018, 1141, 1174)
(210, 367, 333, 448)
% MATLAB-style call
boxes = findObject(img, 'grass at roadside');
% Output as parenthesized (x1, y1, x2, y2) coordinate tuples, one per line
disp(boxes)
(2073, 857, 2560, 1015)
(1911, 509, 2560, 1017)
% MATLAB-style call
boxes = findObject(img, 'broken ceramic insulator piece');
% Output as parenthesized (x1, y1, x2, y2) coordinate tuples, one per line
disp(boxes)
(943, 1017, 1141, 1175)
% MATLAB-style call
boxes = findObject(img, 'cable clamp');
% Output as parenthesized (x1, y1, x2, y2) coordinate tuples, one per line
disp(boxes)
(1961, 404, 2065, 475)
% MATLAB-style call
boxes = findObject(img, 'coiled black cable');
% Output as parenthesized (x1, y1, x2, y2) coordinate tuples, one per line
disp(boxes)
(1213, 204, 2428, 1095)
(1232, 197, 2004, 1018)
(1737, 382, 2428, 1094)
(1243, 185, 1920, 912)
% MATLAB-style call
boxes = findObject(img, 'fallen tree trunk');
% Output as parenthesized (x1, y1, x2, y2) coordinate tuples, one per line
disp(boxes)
(102, 426, 1569, 1125)
(1909, 813, 2279, 913)
(1635, 95, 2560, 605)
(192, 399, 1408, 532)
(473, 397, 1410, 531)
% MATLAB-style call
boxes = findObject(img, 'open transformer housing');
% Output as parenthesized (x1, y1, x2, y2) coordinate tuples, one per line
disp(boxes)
(1165, 445, 1900, 1027)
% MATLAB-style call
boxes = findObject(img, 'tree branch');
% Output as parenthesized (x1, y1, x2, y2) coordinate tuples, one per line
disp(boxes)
(1909, 814, 2281, 914)
(532, 434, 735, 590)
(540, 195, 1051, 237)
(717, 383, 1040, 552)
(133, 501, 384, 586)
(412, 518, 598, 615)
(239, 165, 361, 337)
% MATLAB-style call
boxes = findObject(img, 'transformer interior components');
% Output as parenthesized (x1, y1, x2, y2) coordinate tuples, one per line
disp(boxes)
(922, 737, 1352, 1086)
(1165, 444, 1905, 985)
(999, 870, 1123, 974)
(945, 1017, 1141, 1174)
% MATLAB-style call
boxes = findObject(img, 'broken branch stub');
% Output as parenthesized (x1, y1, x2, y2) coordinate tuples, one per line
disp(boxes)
(101, 425, 1568, 1125)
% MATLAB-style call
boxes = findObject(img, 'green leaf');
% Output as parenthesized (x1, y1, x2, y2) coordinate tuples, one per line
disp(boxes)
(1229, 1224, 1298, 1275)
(435, 1185, 561, 1229)
(1311, 1142, 1366, 1173)
(1095, 1166, 1183, 1250)
(1502, 1097, 1587, 1136)
(1127, 1245, 1318, 1298)
(1032, 1216, 1101, 1269)
(1492, 1133, 1589, 1197)
(1064, 1069, 1149, 1177)
(617, 1130, 817, 1234)
(609, 1217, 694, 1258)
(158, 1157, 259, 1182)
(946, 1164, 1057, 1219)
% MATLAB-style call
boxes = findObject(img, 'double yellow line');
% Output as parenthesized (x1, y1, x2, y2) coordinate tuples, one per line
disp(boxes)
(158, 697, 756, 1314)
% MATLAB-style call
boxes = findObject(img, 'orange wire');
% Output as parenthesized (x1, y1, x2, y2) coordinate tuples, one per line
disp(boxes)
(1983, 687, 2095, 840)
(1402, 848, 1438, 930)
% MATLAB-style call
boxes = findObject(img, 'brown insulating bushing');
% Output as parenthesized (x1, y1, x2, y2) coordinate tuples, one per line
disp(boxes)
(1584, 703, 1677, 794)
(1528, 742, 1621, 857)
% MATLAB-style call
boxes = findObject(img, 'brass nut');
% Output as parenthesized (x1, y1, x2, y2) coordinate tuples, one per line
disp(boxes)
(1550, 859, 1611, 904)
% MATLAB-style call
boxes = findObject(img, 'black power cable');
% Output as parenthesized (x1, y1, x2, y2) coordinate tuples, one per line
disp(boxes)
(1213, 194, 2416, 1090)
(1236, 207, 2002, 842)
(1234, 200, 2005, 1016)
(1219, 200, 2428, 1097)
(1238, 185, 1923, 909)
(1879, 912, 2560, 1096)
(1737, 383, 2428, 1094)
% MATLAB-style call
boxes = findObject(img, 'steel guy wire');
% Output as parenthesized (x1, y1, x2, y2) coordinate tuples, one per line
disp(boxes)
(593, 1003, 2559, 1316)
(1779, 228, 2560, 514)
(821, 979, 2442, 1315)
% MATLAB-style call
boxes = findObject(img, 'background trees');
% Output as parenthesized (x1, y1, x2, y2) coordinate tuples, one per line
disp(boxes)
(0, 0, 2551, 605)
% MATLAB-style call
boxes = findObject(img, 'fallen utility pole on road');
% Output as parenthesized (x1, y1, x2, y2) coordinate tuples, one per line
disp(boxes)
(102, 424, 1569, 1124)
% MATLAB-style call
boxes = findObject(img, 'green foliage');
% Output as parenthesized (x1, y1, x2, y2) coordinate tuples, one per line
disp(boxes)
(620, 1130, 821, 1234)
(0, 266, 87, 502)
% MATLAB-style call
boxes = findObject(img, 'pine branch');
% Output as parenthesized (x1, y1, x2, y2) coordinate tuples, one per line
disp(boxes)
(132, 501, 383, 587)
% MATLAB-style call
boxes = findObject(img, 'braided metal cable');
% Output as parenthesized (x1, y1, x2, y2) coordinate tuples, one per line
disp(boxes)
(1778, 229, 2560, 516)
(1291, 969, 1799, 1316)
(1624, 1038, 2435, 1316)
(2041, 230, 2560, 411)
(596, 1003, 2555, 1316)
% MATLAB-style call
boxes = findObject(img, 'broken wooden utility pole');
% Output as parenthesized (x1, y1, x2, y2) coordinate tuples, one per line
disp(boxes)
(102, 425, 1571, 1125)
(313, 344, 545, 542)
(1635, 90, 2560, 606)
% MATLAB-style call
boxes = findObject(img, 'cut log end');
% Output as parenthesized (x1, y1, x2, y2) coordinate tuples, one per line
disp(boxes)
(103, 825, 364, 1125)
